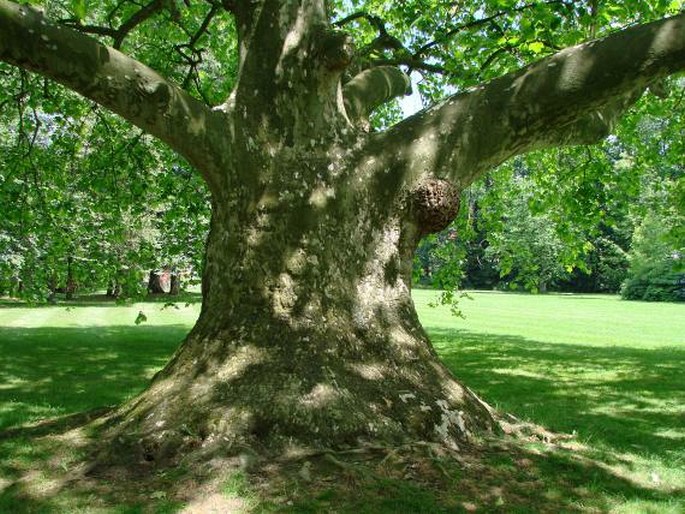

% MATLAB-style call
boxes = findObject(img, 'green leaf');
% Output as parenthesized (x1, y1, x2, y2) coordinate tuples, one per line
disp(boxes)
(71, 0, 87, 20)
(528, 41, 544, 54)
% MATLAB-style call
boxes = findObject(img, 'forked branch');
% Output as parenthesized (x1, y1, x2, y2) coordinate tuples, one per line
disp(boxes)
(379, 13, 685, 190)
(62, 0, 167, 49)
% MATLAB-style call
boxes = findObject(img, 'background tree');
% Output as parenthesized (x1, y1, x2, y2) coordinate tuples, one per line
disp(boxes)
(484, 175, 567, 293)
(1, 0, 684, 466)
(416, 81, 684, 298)
(0, 73, 210, 299)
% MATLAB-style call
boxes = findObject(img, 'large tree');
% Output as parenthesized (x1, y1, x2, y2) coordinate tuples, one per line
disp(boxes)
(1, 0, 684, 463)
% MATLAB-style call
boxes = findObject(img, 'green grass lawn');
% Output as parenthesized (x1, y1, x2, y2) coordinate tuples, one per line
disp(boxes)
(0, 299, 199, 431)
(415, 290, 685, 513)
(415, 291, 685, 457)
(0, 291, 683, 512)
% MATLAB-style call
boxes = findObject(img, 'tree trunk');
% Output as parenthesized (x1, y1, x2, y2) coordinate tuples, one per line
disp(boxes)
(100, 178, 497, 464)
(169, 273, 180, 296)
(65, 255, 76, 300)
(147, 270, 165, 295)
(2, 0, 684, 467)
(106, 279, 122, 298)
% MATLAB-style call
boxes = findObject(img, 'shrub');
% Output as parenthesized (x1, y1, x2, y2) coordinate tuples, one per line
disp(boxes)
(621, 259, 684, 302)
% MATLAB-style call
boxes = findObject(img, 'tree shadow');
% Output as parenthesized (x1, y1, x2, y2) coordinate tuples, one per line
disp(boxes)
(0, 325, 187, 432)
(430, 327, 685, 465)
(0, 323, 683, 512)
(0, 323, 191, 512)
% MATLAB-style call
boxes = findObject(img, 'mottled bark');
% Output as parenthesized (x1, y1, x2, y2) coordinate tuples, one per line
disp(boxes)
(103, 183, 498, 460)
(343, 65, 412, 128)
(1, 0, 684, 462)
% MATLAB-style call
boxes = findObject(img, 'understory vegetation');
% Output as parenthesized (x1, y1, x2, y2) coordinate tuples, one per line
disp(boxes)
(1, 292, 682, 512)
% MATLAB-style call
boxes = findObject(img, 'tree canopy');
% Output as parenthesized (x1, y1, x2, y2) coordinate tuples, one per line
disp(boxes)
(1, 1, 683, 301)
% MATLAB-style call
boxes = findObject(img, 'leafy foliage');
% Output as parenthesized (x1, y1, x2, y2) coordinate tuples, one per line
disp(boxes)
(1, 1, 683, 301)
(414, 75, 684, 301)
(621, 212, 684, 301)
(0, 70, 210, 300)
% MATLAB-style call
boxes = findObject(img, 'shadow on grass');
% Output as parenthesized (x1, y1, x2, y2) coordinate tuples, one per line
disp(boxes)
(431, 328, 685, 465)
(0, 323, 191, 512)
(0, 325, 187, 432)
(1, 420, 682, 514)
(0, 323, 683, 512)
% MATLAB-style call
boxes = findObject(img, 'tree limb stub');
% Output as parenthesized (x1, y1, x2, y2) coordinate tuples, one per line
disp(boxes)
(381, 13, 685, 190)
(343, 65, 411, 127)
(0, 0, 227, 193)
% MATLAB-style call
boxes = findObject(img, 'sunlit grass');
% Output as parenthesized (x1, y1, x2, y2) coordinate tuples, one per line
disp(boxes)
(414, 290, 685, 348)
(0, 291, 683, 512)
(415, 290, 685, 513)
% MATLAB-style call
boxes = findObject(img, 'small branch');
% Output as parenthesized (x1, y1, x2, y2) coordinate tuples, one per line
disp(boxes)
(61, 0, 166, 49)
(371, 57, 447, 75)
(479, 46, 514, 74)
(175, 2, 221, 89)
(61, 20, 117, 39)
(334, 11, 387, 34)
(414, 0, 569, 57)
(188, 4, 219, 48)
(335, 11, 425, 74)
(112, 0, 165, 49)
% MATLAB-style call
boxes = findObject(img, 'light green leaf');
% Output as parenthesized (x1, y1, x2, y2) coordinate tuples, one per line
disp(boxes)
(528, 41, 544, 54)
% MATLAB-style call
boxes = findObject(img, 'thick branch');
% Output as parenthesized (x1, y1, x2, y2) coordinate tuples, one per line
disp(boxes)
(0, 0, 227, 192)
(343, 65, 411, 127)
(379, 13, 685, 190)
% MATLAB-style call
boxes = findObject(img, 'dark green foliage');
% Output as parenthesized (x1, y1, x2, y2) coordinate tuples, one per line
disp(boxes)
(621, 210, 684, 302)
(621, 260, 685, 302)
(0, 79, 211, 301)
(557, 236, 630, 293)
(590, 236, 631, 293)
